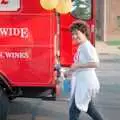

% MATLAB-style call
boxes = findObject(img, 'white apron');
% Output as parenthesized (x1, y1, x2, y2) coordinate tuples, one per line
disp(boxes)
(70, 40, 100, 112)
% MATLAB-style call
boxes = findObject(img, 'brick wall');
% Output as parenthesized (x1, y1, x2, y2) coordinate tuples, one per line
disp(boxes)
(106, 0, 120, 40)
(96, 0, 120, 41)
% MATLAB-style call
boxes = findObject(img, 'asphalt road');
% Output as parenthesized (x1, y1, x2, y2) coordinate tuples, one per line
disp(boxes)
(8, 53, 120, 120)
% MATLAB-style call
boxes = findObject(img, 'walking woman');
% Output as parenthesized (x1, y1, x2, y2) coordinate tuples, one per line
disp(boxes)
(65, 21, 104, 120)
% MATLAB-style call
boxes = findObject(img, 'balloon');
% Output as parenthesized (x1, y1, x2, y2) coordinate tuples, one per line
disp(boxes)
(56, 0, 72, 14)
(40, 0, 59, 10)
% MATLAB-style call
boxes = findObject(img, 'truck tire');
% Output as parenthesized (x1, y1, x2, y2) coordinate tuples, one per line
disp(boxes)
(0, 87, 9, 120)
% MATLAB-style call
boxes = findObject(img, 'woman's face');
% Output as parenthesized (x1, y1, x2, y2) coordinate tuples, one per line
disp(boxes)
(72, 30, 86, 45)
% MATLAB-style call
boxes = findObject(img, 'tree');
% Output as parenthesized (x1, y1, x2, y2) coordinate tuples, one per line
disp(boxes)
(71, 0, 91, 19)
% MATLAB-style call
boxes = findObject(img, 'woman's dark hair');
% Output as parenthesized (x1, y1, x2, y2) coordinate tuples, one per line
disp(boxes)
(69, 20, 90, 39)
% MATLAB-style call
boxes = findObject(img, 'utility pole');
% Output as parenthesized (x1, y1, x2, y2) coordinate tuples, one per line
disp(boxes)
(103, 0, 107, 41)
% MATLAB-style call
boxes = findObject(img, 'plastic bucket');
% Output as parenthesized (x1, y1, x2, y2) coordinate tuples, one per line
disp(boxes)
(61, 78, 71, 96)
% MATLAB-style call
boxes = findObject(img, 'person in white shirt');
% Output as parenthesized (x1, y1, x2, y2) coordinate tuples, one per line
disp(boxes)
(65, 21, 104, 120)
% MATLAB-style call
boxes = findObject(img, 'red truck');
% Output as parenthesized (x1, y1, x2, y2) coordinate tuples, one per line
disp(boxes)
(0, 0, 96, 119)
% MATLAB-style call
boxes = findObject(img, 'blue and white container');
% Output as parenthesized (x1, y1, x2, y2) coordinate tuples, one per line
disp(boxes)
(61, 78, 71, 96)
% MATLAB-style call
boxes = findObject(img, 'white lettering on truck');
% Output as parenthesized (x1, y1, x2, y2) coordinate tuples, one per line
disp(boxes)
(0, 28, 29, 39)
(0, 52, 29, 59)
(5, 52, 29, 59)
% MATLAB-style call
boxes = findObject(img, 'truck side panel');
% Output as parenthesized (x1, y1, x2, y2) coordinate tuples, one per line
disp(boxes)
(0, 0, 56, 87)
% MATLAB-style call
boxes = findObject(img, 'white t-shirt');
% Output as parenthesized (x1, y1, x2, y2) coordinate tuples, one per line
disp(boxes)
(70, 40, 100, 112)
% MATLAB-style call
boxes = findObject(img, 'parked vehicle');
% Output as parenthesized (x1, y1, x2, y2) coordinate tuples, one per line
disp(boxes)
(0, 0, 96, 119)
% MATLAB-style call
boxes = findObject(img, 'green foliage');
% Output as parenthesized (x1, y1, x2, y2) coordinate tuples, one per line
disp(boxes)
(71, 0, 91, 20)
(106, 40, 120, 46)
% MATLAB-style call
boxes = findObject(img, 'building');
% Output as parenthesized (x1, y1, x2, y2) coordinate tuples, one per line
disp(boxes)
(96, 0, 120, 41)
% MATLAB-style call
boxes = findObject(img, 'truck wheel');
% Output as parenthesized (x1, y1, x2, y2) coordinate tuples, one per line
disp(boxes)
(8, 96, 16, 101)
(0, 87, 9, 120)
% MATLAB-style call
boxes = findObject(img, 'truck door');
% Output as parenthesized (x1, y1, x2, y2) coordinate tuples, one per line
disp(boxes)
(0, 0, 57, 87)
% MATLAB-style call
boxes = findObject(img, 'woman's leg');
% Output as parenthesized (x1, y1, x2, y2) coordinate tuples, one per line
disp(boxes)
(87, 101, 104, 120)
(69, 98, 81, 120)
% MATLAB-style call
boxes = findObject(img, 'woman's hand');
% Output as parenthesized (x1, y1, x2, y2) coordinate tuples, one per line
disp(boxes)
(70, 64, 79, 72)
(64, 63, 79, 77)
(64, 70, 71, 78)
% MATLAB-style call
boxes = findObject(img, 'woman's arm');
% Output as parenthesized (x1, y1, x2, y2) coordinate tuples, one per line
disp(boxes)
(64, 62, 98, 77)
(69, 62, 99, 72)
